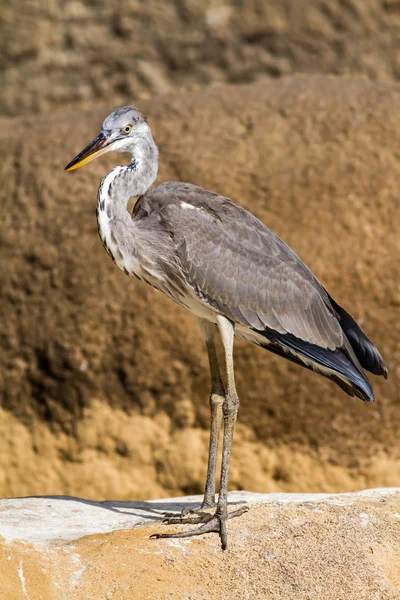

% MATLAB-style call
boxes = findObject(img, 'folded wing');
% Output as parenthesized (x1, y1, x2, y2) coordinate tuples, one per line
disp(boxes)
(146, 182, 386, 400)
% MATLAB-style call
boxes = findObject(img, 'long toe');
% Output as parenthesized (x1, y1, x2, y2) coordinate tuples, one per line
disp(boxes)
(182, 502, 216, 516)
(151, 505, 249, 550)
(162, 504, 216, 523)
(163, 512, 214, 525)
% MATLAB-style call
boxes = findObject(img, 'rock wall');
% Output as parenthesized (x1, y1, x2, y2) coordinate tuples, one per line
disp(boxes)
(1, 75, 399, 499)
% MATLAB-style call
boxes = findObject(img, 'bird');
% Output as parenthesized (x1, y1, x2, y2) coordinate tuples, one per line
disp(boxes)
(65, 106, 387, 550)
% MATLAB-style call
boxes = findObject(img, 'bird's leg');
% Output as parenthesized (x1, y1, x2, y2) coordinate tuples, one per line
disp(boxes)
(152, 316, 248, 548)
(198, 320, 225, 508)
(212, 315, 249, 548)
(163, 320, 224, 522)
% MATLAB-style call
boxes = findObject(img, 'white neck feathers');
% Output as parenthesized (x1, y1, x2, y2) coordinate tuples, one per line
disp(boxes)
(95, 132, 158, 276)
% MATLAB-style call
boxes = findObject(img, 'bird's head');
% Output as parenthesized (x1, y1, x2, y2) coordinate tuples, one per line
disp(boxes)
(65, 106, 149, 172)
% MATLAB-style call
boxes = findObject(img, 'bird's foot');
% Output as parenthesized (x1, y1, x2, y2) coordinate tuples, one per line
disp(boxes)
(161, 510, 214, 526)
(162, 502, 216, 524)
(150, 505, 249, 550)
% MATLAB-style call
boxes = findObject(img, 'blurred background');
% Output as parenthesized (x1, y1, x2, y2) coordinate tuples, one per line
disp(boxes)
(0, 0, 399, 501)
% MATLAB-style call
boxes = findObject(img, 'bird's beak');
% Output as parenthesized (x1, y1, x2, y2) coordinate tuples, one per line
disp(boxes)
(64, 130, 112, 172)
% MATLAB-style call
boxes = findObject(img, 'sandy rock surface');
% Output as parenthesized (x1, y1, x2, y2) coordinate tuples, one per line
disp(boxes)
(1, 75, 399, 501)
(2, 0, 400, 117)
(0, 489, 399, 600)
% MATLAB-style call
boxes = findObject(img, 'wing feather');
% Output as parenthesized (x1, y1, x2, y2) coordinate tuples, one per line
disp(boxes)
(146, 183, 343, 350)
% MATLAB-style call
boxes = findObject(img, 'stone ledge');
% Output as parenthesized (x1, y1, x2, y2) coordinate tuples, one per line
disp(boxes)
(0, 488, 398, 545)
(0, 489, 399, 599)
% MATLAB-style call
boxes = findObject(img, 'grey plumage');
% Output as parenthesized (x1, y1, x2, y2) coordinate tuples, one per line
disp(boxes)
(65, 105, 387, 549)
(131, 181, 386, 400)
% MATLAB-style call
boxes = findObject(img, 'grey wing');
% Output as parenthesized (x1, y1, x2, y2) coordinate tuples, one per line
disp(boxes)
(154, 184, 343, 351)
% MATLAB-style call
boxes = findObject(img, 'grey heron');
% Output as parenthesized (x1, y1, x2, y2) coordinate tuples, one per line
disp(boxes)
(65, 106, 387, 549)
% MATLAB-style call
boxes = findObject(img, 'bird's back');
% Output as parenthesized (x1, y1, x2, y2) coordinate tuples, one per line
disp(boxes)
(134, 181, 387, 400)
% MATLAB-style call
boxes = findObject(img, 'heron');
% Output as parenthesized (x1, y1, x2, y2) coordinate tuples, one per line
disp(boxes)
(65, 106, 387, 549)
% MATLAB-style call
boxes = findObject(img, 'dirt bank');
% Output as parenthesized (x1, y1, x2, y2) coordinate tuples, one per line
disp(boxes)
(0, 75, 399, 499)
(2, 0, 400, 117)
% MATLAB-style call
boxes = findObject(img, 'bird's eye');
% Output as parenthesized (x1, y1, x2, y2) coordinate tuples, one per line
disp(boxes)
(123, 125, 132, 135)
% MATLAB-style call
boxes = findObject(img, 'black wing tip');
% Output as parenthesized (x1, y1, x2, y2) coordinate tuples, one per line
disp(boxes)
(370, 360, 388, 380)
(354, 383, 374, 402)
(380, 357, 388, 379)
(368, 365, 388, 379)
(328, 296, 387, 380)
(257, 330, 375, 402)
(347, 329, 388, 379)
(326, 365, 374, 402)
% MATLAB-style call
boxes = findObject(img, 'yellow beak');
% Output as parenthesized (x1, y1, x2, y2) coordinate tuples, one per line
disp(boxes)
(64, 130, 112, 172)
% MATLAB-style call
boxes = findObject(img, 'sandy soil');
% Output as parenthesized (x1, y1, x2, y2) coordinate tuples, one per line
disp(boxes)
(0, 75, 399, 500)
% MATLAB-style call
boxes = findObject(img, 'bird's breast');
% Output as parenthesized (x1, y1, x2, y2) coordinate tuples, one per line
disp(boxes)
(96, 200, 138, 276)
(96, 194, 220, 323)
(96, 198, 171, 290)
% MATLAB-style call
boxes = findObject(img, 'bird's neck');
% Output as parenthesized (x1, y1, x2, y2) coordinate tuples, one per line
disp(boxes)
(98, 134, 159, 216)
(96, 134, 159, 270)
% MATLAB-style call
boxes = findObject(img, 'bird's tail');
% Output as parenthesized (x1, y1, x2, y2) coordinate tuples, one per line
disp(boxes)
(257, 330, 374, 401)
(328, 295, 388, 379)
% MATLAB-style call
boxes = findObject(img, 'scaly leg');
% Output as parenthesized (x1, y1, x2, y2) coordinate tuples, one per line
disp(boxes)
(200, 319, 225, 508)
(212, 315, 247, 549)
(152, 316, 248, 548)
(163, 319, 224, 521)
